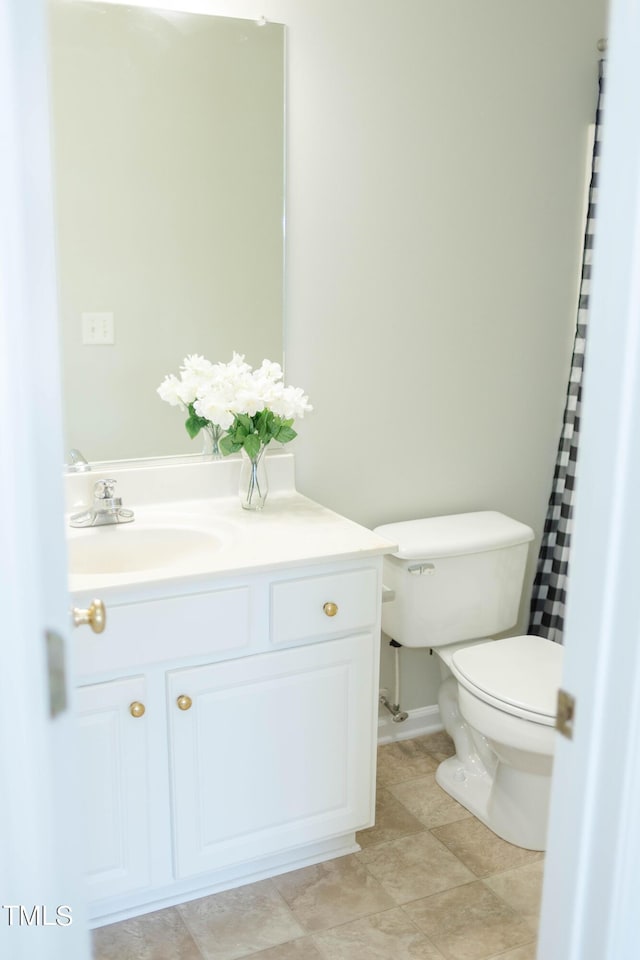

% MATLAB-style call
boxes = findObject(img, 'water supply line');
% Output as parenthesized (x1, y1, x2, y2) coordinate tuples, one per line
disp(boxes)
(379, 639, 409, 723)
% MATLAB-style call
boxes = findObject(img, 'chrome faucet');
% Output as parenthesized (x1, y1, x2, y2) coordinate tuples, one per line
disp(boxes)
(69, 478, 135, 527)
(66, 448, 92, 473)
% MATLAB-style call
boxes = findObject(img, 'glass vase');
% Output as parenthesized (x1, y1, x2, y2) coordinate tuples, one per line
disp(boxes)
(201, 422, 223, 458)
(239, 446, 268, 511)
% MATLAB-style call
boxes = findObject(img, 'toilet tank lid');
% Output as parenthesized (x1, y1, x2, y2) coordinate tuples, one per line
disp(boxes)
(373, 511, 534, 560)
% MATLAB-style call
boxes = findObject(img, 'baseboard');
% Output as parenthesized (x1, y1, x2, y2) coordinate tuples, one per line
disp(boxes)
(88, 833, 360, 928)
(377, 704, 442, 744)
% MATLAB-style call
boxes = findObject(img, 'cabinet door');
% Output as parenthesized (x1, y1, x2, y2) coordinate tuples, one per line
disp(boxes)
(75, 676, 151, 901)
(168, 634, 375, 879)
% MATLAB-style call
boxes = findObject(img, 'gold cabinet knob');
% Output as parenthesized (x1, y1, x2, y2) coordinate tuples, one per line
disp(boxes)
(176, 695, 192, 711)
(129, 701, 145, 718)
(72, 598, 106, 634)
(323, 601, 338, 618)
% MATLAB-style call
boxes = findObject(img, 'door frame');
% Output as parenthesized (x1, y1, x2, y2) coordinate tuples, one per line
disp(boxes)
(6, 0, 640, 957)
(537, 2, 640, 958)
(0, 0, 89, 956)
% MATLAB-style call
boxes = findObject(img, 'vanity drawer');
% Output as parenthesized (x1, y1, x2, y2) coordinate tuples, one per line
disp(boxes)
(74, 585, 251, 676)
(270, 567, 378, 646)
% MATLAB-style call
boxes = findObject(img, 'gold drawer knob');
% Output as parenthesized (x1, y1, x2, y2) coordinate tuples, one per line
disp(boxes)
(72, 598, 106, 634)
(129, 701, 145, 718)
(177, 694, 192, 711)
(323, 601, 339, 618)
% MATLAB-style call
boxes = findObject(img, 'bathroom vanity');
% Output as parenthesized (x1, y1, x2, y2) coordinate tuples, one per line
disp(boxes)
(67, 453, 394, 925)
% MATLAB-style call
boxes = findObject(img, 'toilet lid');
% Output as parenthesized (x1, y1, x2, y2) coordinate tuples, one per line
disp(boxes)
(450, 635, 563, 725)
(374, 511, 534, 560)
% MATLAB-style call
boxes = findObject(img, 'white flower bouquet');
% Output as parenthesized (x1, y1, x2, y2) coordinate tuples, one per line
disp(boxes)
(157, 353, 312, 461)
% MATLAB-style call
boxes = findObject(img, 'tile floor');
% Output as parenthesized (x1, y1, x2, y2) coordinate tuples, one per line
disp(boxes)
(92, 733, 543, 960)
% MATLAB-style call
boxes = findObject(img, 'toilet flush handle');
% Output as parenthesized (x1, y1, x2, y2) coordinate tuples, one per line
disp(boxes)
(407, 562, 436, 576)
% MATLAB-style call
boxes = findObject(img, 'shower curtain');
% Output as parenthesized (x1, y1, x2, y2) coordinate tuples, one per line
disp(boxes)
(528, 61, 605, 645)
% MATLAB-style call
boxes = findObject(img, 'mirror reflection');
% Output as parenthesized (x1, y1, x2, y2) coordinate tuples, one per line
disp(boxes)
(49, 1, 285, 462)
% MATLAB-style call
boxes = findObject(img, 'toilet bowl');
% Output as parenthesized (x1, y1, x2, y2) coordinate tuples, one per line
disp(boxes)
(439, 634, 562, 849)
(374, 511, 563, 851)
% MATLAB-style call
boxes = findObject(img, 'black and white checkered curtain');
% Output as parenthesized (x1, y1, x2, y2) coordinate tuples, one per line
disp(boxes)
(528, 61, 605, 644)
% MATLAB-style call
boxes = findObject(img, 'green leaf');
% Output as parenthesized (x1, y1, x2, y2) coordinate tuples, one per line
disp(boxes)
(243, 433, 262, 459)
(274, 424, 297, 444)
(184, 404, 211, 439)
(219, 435, 242, 456)
(185, 417, 203, 439)
(235, 413, 253, 432)
(185, 418, 200, 439)
(257, 417, 269, 442)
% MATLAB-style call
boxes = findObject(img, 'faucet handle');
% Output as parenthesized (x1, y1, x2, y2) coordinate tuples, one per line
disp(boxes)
(66, 448, 91, 473)
(94, 478, 117, 500)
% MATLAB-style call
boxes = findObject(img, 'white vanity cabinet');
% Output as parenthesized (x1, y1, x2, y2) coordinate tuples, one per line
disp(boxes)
(75, 675, 151, 903)
(168, 632, 374, 879)
(72, 555, 385, 925)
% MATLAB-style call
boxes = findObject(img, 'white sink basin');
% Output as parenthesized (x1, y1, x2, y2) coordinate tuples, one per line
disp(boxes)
(67, 524, 225, 576)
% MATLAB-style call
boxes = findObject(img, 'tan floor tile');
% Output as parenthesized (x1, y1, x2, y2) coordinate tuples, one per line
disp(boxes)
(92, 906, 203, 960)
(389, 775, 473, 829)
(93, 736, 544, 960)
(272, 854, 394, 932)
(178, 879, 304, 960)
(312, 907, 446, 959)
(247, 938, 324, 959)
(487, 943, 537, 960)
(356, 786, 427, 848)
(403, 881, 534, 960)
(357, 830, 475, 904)
(483, 860, 545, 921)
(376, 739, 439, 787)
(431, 818, 543, 878)
(412, 730, 456, 762)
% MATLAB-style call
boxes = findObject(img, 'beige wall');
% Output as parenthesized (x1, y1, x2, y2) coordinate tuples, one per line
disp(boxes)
(64, 0, 609, 710)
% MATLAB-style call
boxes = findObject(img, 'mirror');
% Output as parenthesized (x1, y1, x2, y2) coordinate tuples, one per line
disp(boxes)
(49, 1, 285, 462)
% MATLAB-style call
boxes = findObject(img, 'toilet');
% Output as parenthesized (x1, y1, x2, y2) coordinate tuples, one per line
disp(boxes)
(374, 511, 563, 851)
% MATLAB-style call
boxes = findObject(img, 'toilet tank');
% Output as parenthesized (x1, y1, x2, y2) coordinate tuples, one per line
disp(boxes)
(373, 512, 534, 648)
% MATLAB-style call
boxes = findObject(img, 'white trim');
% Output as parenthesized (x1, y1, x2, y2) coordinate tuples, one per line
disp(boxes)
(88, 833, 359, 927)
(538, 8, 640, 958)
(377, 705, 442, 745)
(0, 0, 88, 955)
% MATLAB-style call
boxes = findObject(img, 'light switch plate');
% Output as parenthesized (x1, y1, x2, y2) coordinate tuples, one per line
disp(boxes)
(82, 312, 115, 345)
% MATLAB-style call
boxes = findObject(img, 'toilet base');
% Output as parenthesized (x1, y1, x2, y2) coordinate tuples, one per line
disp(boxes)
(435, 755, 493, 829)
(435, 754, 550, 851)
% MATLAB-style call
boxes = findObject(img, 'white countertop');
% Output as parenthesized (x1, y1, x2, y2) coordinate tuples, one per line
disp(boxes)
(66, 452, 396, 604)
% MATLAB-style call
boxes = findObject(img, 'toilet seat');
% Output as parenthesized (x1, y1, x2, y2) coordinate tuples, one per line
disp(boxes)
(450, 635, 563, 726)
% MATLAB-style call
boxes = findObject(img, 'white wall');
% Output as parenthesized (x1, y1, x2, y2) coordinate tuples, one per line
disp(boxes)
(65, 0, 609, 710)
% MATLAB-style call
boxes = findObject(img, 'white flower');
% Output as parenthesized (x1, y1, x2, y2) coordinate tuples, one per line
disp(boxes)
(230, 380, 268, 417)
(193, 392, 235, 430)
(174, 354, 215, 405)
(157, 374, 184, 407)
(268, 384, 313, 420)
(158, 352, 312, 448)
(181, 353, 215, 377)
(256, 359, 283, 382)
(228, 352, 251, 373)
